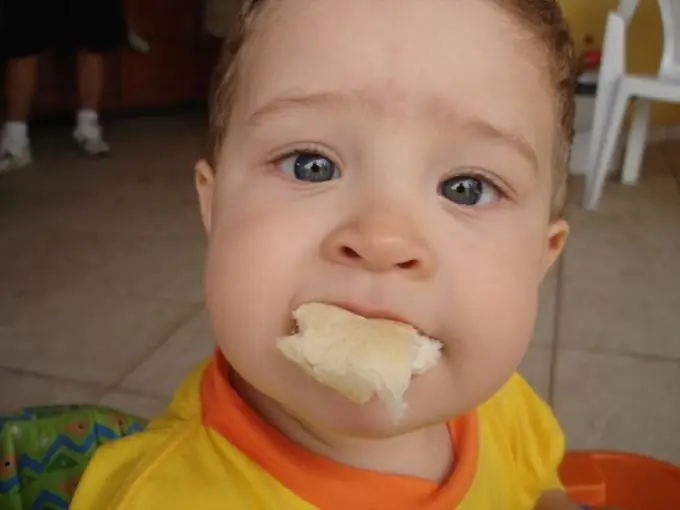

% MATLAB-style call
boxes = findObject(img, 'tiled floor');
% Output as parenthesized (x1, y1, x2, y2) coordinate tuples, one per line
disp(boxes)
(1, 112, 679, 465)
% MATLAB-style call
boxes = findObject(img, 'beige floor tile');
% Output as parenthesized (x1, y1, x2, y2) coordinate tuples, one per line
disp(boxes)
(565, 146, 680, 228)
(533, 268, 559, 347)
(0, 226, 143, 294)
(0, 167, 174, 240)
(0, 181, 68, 234)
(1, 155, 121, 202)
(32, 187, 189, 237)
(12, 158, 202, 239)
(559, 217, 680, 358)
(559, 161, 680, 359)
(0, 287, 44, 328)
(99, 390, 169, 419)
(518, 345, 553, 402)
(0, 369, 104, 412)
(76, 234, 206, 302)
(154, 201, 206, 240)
(659, 139, 680, 181)
(121, 309, 213, 397)
(553, 349, 680, 465)
(0, 290, 200, 385)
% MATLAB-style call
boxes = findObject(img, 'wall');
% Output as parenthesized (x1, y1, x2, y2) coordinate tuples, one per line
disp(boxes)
(561, 0, 680, 125)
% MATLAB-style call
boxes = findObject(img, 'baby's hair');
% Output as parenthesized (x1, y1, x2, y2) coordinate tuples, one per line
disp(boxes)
(208, 0, 577, 220)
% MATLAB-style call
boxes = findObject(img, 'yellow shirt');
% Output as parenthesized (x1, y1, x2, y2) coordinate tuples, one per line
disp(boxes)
(71, 354, 564, 510)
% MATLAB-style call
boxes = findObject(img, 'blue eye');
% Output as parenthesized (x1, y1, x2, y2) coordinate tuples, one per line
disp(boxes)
(279, 152, 340, 182)
(439, 175, 499, 206)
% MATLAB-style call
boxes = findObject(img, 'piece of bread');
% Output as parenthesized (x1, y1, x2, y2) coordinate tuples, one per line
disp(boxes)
(276, 302, 443, 422)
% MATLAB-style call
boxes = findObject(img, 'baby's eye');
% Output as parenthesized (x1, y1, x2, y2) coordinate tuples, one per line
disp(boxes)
(279, 152, 340, 182)
(438, 175, 499, 206)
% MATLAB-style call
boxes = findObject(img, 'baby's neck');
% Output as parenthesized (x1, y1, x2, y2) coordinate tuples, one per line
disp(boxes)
(231, 372, 453, 483)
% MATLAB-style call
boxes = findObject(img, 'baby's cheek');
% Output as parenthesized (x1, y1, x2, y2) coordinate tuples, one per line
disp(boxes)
(439, 255, 539, 389)
(203, 206, 314, 357)
(454, 306, 536, 408)
(481, 272, 538, 352)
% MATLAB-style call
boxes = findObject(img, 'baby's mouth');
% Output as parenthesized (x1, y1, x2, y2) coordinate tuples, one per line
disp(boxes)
(287, 301, 435, 341)
(328, 302, 440, 343)
(277, 302, 444, 423)
(288, 319, 300, 335)
(328, 301, 410, 323)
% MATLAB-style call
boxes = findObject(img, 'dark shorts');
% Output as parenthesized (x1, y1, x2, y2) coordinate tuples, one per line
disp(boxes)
(2, 0, 128, 60)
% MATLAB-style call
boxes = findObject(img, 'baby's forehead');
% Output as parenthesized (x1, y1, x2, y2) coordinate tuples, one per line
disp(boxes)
(233, 0, 557, 161)
(241, 0, 549, 89)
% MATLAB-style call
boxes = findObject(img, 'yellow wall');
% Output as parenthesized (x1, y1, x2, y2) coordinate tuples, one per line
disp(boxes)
(562, 0, 679, 124)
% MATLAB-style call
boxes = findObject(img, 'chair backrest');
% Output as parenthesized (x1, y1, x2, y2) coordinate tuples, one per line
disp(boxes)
(657, 0, 680, 79)
(586, 0, 639, 172)
(596, 0, 639, 83)
(616, 0, 640, 23)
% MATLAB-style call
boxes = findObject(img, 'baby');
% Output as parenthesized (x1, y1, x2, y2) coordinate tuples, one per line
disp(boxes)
(71, 0, 596, 508)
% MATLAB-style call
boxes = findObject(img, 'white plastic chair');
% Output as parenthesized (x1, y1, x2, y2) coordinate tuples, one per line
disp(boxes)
(584, 0, 680, 210)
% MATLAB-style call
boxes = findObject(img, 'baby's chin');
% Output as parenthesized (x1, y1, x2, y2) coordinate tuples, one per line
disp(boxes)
(275, 382, 461, 440)
(272, 404, 418, 441)
(232, 369, 443, 440)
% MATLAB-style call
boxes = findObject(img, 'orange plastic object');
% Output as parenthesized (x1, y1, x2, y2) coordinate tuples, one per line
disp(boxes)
(560, 451, 680, 509)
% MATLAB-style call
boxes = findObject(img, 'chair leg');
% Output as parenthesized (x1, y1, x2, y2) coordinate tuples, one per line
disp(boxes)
(583, 90, 629, 210)
(621, 99, 651, 185)
(586, 83, 617, 178)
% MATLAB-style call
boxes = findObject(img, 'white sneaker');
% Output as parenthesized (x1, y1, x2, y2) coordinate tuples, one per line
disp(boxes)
(73, 112, 111, 158)
(75, 133, 111, 157)
(0, 144, 32, 174)
(74, 119, 111, 158)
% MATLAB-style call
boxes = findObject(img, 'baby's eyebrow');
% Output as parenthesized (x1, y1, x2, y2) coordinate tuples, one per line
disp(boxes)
(457, 114, 538, 172)
(247, 89, 538, 171)
(245, 91, 356, 126)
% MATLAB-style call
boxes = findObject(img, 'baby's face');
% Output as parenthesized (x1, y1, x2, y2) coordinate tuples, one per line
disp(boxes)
(198, 0, 567, 434)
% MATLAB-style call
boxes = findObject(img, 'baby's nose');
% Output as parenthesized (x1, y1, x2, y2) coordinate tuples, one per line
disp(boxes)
(321, 210, 436, 279)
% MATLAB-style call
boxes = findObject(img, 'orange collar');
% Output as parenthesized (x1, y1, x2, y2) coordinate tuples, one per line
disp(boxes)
(201, 352, 478, 510)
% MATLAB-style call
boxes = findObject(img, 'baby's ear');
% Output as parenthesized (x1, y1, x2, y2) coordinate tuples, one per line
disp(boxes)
(542, 219, 569, 277)
(195, 159, 215, 232)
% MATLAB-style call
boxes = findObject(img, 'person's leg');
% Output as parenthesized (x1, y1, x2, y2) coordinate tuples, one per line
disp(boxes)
(4, 56, 39, 122)
(0, 57, 37, 171)
(69, 0, 127, 157)
(0, 0, 49, 171)
(76, 50, 102, 112)
(72, 50, 110, 156)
